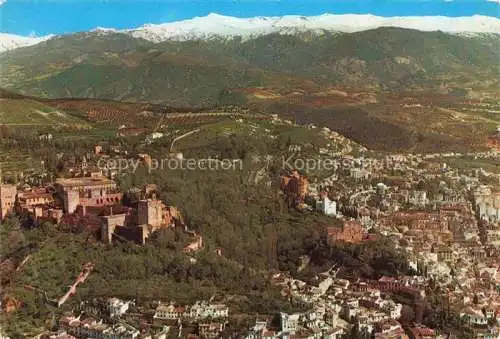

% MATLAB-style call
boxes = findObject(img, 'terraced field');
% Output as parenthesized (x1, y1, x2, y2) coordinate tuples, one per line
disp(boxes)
(0, 98, 90, 128)
(0, 150, 40, 174)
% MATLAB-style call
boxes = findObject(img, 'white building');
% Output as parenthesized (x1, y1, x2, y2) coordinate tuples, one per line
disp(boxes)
(409, 191, 428, 207)
(382, 302, 403, 319)
(477, 202, 500, 223)
(316, 195, 337, 216)
(318, 277, 334, 295)
(280, 313, 300, 334)
(189, 301, 229, 320)
(146, 132, 165, 144)
(107, 298, 134, 318)
(39, 133, 53, 141)
(149, 132, 164, 140)
(474, 186, 500, 223)
(460, 307, 488, 326)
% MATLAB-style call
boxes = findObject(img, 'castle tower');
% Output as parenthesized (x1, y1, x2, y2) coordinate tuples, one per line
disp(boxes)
(138, 199, 164, 228)
(63, 190, 80, 214)
(0, 184, 17, 222)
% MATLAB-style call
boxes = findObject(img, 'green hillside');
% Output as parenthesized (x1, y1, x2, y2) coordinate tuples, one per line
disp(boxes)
(0, 98, 90, 127)
(0, 29, 498, 105)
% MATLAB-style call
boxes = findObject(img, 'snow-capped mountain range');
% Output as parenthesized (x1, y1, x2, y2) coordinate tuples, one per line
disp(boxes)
(2, 13, 500, 53)
(0, 32, 54, 53)
(125, 13, 500, 42)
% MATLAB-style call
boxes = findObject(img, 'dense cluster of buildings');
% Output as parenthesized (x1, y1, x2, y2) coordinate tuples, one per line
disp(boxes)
(242, 270, 430, 339)
(59, 316, 140, 339)
(274, 133, 500, 338)
(153, 301, 229, 321)
(49, 298, 229, 339)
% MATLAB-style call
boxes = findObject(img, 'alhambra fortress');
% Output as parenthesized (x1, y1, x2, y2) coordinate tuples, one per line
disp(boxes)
(0, 170, 202, 252)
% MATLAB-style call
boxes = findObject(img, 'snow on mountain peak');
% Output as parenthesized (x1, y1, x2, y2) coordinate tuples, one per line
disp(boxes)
(1, 13, 499, 53)
(124, 13, 500, 43)
(0, 33, 54, 53)
(92, 27, 118, 33)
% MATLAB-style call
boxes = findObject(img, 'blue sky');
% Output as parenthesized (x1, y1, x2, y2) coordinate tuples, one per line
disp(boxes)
(0, 0, 499, 36)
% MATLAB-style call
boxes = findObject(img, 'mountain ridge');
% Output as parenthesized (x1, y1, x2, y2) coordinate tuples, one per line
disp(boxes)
(125, 13, 500, 43)
(1, 27, 498, 105)
(1, 13, 499, 53)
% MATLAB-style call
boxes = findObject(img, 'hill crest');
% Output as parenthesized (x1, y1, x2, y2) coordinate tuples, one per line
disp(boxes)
(1, 13, 499, 53)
